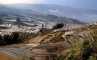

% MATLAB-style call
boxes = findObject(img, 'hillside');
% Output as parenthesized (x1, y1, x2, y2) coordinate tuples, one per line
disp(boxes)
(0, 5, 85, 24)
(6, 4, 97, 22)
(0, 23, 97, 60)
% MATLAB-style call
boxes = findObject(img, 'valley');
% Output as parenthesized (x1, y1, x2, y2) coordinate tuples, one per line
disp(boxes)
(0, 2, 97, 60)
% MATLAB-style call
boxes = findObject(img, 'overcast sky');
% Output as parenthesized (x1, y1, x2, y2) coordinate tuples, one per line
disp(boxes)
(0, 0, 97, 9)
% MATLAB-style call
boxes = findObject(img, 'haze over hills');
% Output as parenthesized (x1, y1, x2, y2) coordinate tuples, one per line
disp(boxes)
(4, 4, 97, 22)
(0, 4, 85, 24)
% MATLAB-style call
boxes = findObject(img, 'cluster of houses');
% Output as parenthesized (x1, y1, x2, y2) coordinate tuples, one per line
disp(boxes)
(0, 24, 40, 36)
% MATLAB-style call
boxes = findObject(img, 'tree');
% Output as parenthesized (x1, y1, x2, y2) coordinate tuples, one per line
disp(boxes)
(0, 32, 21, 46)
(16, 17, 21, 22)
(11, 32, 20, 43)
(3, 35, 10, 45)
(0, 18, 3, 24)
(52, 23, 64, 29)
(3, 32, 20, 45)
(0, 35, 6, 46)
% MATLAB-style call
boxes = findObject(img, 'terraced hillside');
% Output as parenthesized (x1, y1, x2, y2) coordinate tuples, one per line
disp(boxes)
(0, 23, 97, 60)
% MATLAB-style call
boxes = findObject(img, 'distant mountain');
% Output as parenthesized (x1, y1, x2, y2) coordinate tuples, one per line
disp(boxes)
(0, 4, 85, 24)
(5, 4, 97, 22)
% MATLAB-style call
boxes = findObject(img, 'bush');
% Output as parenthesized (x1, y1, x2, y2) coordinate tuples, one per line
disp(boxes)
(80, 40, 92, 60)
(39, 28, 52, 34)
(0, 32, 20, 46)
(57, 55, 65, 60)
(3, 35, 10, 45)
(11, 32, 20, 43)
(0, 35, 5, 45)
(52, 23, 64, 29)
(16, 17, 21, 22)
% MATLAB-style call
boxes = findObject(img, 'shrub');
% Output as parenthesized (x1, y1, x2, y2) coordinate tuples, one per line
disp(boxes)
(80, 40, 92, 60)
(52, 23, 64, 29)
(3, 35, 10, 45)
(16, 17, 21, 22)
(57, 55, 65, 60)
(0, 32, 20, 46)
(11, 32, 20, 43)
(39, 28, 52, 34)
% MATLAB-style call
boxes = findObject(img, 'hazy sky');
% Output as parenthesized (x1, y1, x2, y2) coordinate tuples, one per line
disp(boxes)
(0, 0, 97, 9)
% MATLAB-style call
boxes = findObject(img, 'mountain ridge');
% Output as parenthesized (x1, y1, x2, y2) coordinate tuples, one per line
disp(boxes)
(0, 4, 85, 24)
(4, 3, 97, 22)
